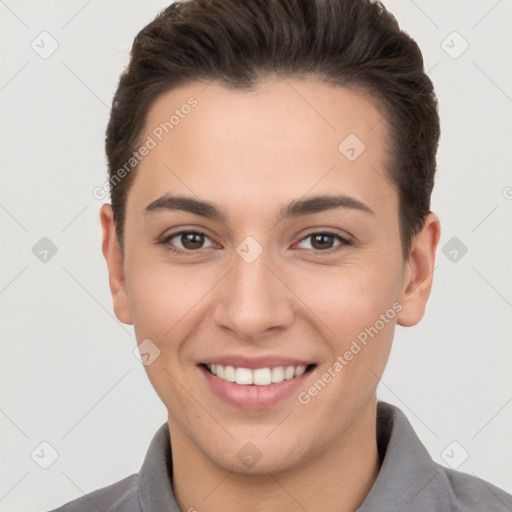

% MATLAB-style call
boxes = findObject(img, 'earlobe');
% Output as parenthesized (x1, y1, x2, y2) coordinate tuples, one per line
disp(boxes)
(99, 204, 134, 325)
(397, 213, 441, 327)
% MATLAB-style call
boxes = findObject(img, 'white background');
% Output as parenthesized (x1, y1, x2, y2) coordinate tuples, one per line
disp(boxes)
(1, 0, 511, 510)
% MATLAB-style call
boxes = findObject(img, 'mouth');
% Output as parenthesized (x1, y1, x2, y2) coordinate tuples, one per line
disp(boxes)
(198, 361, 318, 410)
(200, 363, 317, 385)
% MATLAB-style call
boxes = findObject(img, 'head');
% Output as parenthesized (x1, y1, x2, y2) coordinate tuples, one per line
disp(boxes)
(101, 0, 441, 475)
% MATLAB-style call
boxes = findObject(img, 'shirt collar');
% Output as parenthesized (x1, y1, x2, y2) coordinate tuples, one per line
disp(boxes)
(137, 401, 453, 512)
(356, 401, 453, 511)
(137, 419, 180, 511)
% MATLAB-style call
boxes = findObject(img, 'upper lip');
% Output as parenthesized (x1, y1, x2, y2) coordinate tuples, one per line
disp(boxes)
(200, 355, 315, 370)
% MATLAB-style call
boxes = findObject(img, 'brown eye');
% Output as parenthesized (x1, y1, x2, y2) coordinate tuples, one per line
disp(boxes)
(179, 232, 205, 250)
(163, 231, 214, 253)
(296, 231, 351, 252)
(310, 233, 336, 250)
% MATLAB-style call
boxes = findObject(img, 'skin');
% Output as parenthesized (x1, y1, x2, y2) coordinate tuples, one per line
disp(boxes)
(100, 78, 440, 512)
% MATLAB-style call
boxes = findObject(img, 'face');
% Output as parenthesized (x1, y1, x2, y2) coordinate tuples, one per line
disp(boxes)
(101, 78, 439, 474)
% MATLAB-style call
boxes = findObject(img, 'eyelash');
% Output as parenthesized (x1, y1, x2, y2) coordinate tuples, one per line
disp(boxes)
(159, 229, 352, 256)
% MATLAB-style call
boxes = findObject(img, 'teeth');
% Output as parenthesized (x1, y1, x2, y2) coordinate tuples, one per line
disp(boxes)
(253, 368, 272, 385)
(205, 364, 308, 385)
(284, 366, 295, 379)
(271, 366, 284, 383)
(224, 365, 236, 382)
(235, 367, 253, 385)
(294, 365, 306, 377)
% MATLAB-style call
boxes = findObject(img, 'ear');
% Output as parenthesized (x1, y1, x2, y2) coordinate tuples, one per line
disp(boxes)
(397, 212, 441, 327)
(99, 204, 133, 325)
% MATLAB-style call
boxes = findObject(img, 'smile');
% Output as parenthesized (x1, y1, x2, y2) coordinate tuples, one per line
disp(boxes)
(199, 357, 318, 409)
(204, 363, 314, 385)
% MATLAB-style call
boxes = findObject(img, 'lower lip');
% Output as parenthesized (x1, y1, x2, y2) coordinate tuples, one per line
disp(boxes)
(199, 365, 315, 410)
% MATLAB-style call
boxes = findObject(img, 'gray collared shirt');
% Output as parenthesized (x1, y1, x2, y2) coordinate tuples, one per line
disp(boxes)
(49, 401, 512, 511)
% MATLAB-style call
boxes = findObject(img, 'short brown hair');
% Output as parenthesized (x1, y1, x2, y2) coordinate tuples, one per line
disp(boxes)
(105, 0, 440, 258)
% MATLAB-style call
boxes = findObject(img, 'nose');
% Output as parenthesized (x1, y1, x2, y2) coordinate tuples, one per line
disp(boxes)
(212, 245, 295, 341)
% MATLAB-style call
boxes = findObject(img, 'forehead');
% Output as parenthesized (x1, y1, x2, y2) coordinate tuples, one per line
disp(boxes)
(127, 78, 396, 221)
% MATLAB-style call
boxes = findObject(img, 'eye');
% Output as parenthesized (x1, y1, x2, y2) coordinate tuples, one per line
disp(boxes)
(162, 230, 215, 254)
(295, 231, 351, 253)
(159, 229, 351, 255)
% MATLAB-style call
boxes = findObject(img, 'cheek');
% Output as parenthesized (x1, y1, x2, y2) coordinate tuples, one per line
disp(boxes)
(127, 258, 221, 362)
(286, 257, 403, 339)
(126, 262, 211, 402)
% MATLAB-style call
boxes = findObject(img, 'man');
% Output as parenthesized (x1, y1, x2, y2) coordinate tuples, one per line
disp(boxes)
(51, 0, 512, 510)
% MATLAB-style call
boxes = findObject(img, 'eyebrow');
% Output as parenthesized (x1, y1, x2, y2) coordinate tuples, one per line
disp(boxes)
(144, 193, 375, 222)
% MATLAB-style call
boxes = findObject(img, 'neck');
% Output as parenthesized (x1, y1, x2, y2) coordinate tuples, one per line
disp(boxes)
(169, 398, 380, 512)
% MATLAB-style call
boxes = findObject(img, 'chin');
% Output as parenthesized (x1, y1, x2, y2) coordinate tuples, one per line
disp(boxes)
(202, 433, 313, 476)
